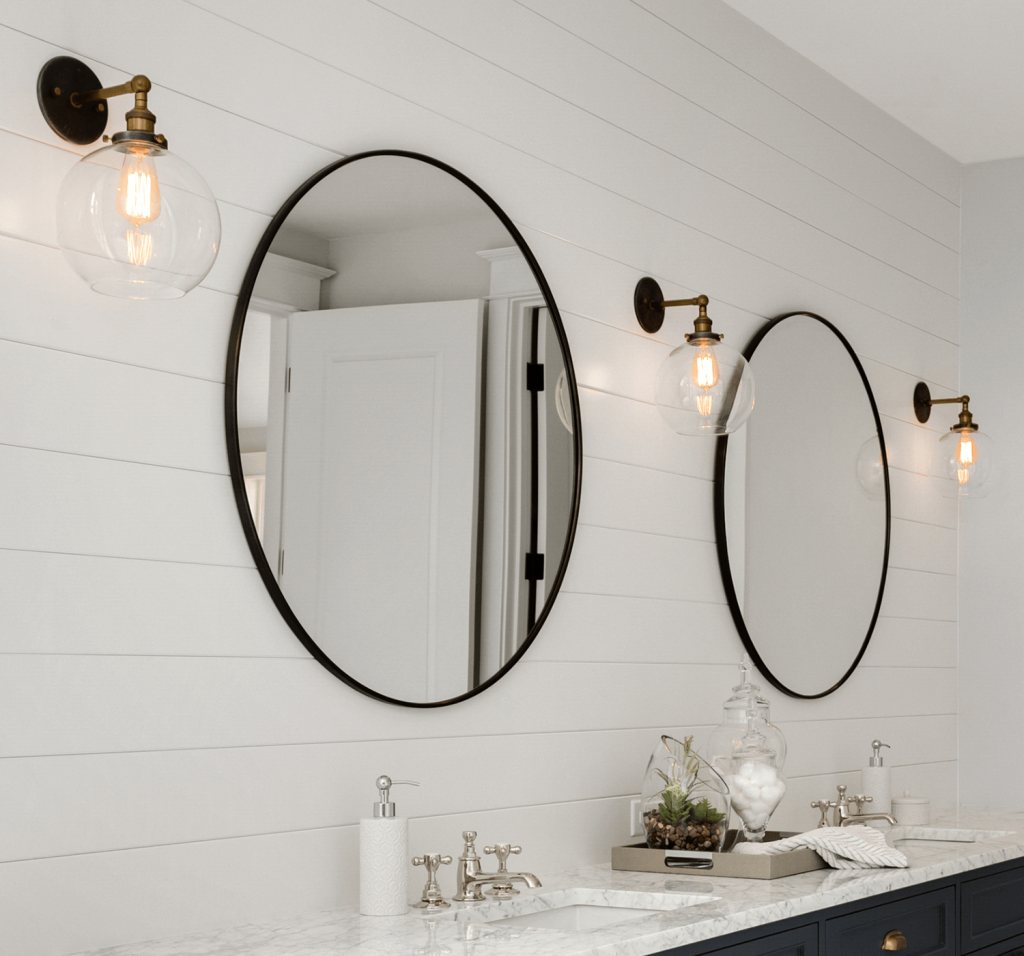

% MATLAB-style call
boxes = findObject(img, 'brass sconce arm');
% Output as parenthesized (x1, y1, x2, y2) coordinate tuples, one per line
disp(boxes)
(38, 57, 163, 145)
(634, 278, 717, 338)
(660, 294, 709, 309)
(914, 383, 976, 430)
(70, 74, 150, 107)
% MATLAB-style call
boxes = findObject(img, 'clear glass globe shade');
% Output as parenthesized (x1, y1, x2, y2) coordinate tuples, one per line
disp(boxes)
(937, 428, 994, 498)
(856, 435, 886, 500)
(56, 141, 220, 299)
(654, 337, 755, 436)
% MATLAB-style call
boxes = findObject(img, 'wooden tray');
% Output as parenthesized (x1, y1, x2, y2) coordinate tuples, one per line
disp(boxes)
(612, 831, 828, 880)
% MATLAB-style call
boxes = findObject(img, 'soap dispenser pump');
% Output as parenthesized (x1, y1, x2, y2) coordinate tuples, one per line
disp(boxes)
(860, 740, 891, 829)
(359, 774, 419, 916)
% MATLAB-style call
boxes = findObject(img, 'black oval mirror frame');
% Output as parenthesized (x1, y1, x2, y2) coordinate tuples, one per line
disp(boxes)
(713, 312, 891, 699)
(225, 150, 583, 708)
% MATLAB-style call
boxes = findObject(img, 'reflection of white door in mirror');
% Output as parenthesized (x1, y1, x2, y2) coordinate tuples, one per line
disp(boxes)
(267, 300, 485, 704)
(239, 250, 570, 702)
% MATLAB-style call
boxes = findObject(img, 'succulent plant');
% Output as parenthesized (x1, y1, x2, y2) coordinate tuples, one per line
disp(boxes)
(658, 780, 693, 826)
(690, 796, 726, 823)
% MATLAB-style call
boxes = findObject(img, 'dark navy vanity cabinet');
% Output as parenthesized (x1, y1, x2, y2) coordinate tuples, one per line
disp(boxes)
(659, 857, 1024, 956)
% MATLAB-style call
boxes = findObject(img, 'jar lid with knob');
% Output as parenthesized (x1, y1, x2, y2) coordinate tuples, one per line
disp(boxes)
(706, 656, 787, 776)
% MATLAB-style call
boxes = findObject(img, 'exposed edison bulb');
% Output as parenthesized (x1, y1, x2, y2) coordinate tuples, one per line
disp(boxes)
(956, 431, 977, 485)
(116, 147, 161, 226)
(692, 343, 719, 418)
(692, 343, 719, 390)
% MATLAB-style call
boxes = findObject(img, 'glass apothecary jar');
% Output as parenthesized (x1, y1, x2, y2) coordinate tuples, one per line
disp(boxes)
(706, 658, 787, 778)
(726, 730, 787, 842)
(641, 735, 731, 852)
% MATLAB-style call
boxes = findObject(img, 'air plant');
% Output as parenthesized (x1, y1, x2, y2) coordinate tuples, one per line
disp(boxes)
(653, 736, 724, 825)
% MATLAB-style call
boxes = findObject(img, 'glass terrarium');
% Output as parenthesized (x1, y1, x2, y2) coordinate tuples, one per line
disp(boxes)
(706, 658, 787, 778)
(641, 735, 731, 853)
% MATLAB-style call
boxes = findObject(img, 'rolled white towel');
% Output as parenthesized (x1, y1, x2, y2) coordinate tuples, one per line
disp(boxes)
(731, 826, 908, 869)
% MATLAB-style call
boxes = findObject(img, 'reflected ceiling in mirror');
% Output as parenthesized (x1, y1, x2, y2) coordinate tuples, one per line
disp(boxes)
(227, 151, 581, 707)
(714, 312, 890, 698)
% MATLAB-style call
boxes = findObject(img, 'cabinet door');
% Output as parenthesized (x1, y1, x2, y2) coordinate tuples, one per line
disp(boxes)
(962, 867, 1024, 954)
(826, 886, 954, 956)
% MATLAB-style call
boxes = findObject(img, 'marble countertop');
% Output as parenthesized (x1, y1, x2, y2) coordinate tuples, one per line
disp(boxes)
(77, 809, 1024, 956)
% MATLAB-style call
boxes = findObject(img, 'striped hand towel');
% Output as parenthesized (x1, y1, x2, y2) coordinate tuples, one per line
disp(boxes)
(730, 826, 908, 869)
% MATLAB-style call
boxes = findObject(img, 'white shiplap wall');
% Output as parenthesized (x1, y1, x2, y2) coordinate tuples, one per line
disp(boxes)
(958, 159, 1024, 808)
(0, 2, 960, 953)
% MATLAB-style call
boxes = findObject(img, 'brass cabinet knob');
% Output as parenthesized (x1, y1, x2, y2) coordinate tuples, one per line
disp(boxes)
(882, 930, 907, 951)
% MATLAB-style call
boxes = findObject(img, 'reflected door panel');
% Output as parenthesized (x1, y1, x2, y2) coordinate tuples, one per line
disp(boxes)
(273, 300, 483, 702)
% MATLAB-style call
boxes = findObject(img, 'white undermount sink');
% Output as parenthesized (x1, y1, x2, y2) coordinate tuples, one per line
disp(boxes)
(889, 826, 1011, 849)
(445, 887, 716, 933)
(488, 903, 668, 931)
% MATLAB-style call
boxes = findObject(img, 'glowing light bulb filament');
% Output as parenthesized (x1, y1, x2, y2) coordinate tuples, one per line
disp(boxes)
(693, 347, 718, 390)
(689, 344, 720, 418)
(127, 227, 153, 267)
(116, 148, 161, 226)
(125, 170, 152, 220)
(956, 433, 977, 485)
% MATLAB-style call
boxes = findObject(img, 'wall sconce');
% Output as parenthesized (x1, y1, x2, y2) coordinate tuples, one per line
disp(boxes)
(913, 383, 993, 498)
(634, 277, 755, 436)
(37, 56, 220, 299)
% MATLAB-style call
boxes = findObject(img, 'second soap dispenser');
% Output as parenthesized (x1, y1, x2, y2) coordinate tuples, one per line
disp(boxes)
(359, 774, 419, 916)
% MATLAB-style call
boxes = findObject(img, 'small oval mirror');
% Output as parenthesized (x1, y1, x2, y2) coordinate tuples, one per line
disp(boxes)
(714, 312, 890, 698)
(226, 151, 581, 707)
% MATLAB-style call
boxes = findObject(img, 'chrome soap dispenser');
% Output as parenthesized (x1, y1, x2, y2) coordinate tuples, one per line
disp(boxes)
(359, 774, 419, 916)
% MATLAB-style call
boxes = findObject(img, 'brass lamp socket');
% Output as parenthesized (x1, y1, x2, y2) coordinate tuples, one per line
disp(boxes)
(633, 276, 721, 340)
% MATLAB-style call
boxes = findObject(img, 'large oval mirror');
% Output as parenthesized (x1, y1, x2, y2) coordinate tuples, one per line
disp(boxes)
(714, 312, 890, 698)
(226, 151, 581, 707)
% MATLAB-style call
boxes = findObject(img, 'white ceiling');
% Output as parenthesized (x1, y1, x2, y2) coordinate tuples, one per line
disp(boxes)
(720, 0, 1024, 165)
(286, 154, 496, 240)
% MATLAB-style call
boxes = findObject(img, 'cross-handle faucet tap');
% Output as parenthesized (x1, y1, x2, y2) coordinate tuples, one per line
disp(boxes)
(851, 794, 873, 815)
(452, 831, 541, 902)
(484, 843, 520, 872)
(810, 799, 836, 828)
(411, 852, 452, 909)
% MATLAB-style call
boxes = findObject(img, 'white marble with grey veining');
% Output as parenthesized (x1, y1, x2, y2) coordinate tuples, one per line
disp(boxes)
(72, 809, 1024, 956)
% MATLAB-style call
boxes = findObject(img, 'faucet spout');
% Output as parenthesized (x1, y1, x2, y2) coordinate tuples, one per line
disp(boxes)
(462, 871, 541, 901)
(502, 872, 541, 889)
(841, 813, 898, 827)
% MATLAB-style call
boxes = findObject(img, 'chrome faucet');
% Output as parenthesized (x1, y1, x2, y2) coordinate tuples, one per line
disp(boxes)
(452, 831, 541, 902)
(833, 785, 897, 827)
